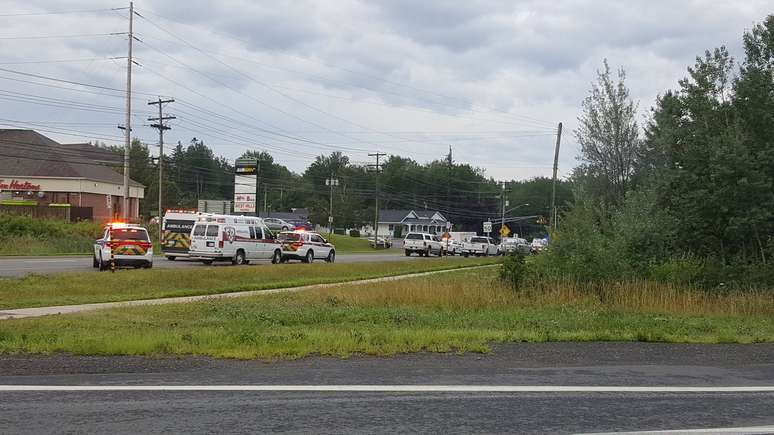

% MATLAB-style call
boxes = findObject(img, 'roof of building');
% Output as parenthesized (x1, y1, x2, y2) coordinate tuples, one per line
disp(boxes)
(0, 129, 143, 187)
(379, 209, 448, 223)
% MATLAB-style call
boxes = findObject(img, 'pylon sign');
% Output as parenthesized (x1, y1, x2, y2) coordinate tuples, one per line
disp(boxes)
(483, 221, 492, 233)
(499, 226, 511, 237)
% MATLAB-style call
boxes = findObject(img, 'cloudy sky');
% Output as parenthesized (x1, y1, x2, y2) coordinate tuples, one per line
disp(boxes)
(0, 0, 771, 180)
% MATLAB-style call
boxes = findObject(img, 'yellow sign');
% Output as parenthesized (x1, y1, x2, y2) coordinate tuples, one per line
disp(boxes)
(499, 226, 511, 237)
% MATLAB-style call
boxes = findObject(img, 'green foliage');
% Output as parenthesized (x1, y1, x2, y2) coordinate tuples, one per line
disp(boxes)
(348, 229, 360, 237)
(0, 214, 104, 255)
(499, 253, 526, 288)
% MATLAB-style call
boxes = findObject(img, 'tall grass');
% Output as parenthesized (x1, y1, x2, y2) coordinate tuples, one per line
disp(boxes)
(0, 214, 103, 255)
(1, 269, 773, 359)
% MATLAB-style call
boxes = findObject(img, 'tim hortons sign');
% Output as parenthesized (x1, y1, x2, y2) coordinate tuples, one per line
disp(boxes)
(0, 180, 41, 191)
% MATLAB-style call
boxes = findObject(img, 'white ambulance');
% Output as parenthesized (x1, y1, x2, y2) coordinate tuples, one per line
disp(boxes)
(189, 213, 282, 265)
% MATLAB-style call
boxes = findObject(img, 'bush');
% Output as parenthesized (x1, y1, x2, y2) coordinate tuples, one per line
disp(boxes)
(348, 229, 360, 238)
(333, 228, 347, 235)
(0, 214, 104, 255)
(499, 253, 527, 288)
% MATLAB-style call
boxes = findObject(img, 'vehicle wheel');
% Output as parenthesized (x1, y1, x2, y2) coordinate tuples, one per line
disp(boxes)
(271, 250, 282, 264)
(304, 250, 314, 264)
(233, 250, 246, 265)
(92, 255, 99, 268)
(404, 250, 411, 257)
(280, 255, 288, 264)
(326, 250, 335, 263)
(282, 226, 289, 231)
(202, 259, 214, 265)
(463, 253, 469, 258)
(425, 247, 431, 257)
(144, 262, 153, 269)
(98, 254, 107, 271)
(167, 256, 176, 261)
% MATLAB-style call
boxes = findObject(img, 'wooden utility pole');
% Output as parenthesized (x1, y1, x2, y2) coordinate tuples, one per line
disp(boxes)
(148, 97, 175, 242)
(368, 152, 386, 248)
(326, 175, 339, 236)
(550, 122, 563, 231)
(122, 1, 134, 220)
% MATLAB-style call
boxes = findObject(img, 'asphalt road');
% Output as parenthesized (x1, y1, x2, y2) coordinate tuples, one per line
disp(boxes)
(0, 251, 422, 277)
(1, 343, 773, 434)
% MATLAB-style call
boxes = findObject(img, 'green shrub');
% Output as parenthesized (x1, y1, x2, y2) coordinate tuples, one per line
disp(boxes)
(499, 253, 527, 288)
(349, 229, 360, 238)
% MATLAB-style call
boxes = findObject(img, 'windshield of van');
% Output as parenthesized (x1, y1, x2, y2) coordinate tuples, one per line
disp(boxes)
(277, 232, 301, 242)
(471, 237, 488, 243)
(205, 225, 219, 237)
(111, 228, 149, 241)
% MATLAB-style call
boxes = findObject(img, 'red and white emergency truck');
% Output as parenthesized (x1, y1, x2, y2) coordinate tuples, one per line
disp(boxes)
(161, 209, 198, 260)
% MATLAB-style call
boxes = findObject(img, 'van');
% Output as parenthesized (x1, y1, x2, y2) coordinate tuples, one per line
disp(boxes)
(161, 210, 198, 260)
(189, 213, 282, 265)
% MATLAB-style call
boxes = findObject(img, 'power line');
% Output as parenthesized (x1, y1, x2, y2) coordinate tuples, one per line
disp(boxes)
(0, 32, 127, 40)
(0, 8, 122, 17)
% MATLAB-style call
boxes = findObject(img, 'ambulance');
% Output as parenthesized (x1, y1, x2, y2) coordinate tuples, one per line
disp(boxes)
(93, 222, 153, 271)
(161, 209, 198, 260)
(189, 213, 282, 265)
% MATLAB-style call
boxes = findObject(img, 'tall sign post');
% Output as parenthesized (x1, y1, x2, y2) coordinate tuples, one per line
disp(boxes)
(234, 158, 258, 215)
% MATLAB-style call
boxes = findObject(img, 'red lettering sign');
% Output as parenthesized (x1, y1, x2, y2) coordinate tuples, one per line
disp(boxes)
(0, 180, 41, 191)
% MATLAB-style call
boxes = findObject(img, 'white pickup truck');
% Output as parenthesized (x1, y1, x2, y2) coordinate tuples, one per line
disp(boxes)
(461, 236, 499, 257)
(403, 232, 444, 257)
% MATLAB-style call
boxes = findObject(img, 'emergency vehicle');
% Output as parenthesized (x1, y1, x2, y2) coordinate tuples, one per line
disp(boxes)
(161, 209, 198, 260)
(93, 222, 153, 271)
(276, 230, 336, 263)
(189, 213, 282, 265)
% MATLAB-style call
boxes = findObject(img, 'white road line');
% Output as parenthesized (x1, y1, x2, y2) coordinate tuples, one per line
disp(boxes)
(1, 385, 773, 392)
(581, 425, 774, 434)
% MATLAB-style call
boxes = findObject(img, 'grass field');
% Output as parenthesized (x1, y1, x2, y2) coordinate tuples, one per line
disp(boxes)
(0, 257, 498, 310)
(325, 234, 384, 253)
(1, 268, 772, 359)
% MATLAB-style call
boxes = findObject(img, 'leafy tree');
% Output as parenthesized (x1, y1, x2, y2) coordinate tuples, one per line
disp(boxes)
(575, 60, 641, 204)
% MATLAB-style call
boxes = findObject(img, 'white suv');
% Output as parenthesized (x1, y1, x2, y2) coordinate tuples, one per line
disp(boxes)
(403, 232, 444, 257)
(93, 223, 153, 271)
(277, 231, 336, 263)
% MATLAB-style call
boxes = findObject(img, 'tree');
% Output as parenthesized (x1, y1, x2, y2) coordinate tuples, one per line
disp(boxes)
(575, 60, 641, 204)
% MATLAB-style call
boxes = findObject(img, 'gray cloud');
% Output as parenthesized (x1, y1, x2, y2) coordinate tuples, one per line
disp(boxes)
(0, 0, 772, 180)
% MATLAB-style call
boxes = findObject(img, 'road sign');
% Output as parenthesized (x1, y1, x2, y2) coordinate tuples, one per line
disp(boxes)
(483, 221, 492, 233)
(235, 158, 258, 175)
(499, 226, 511, 237)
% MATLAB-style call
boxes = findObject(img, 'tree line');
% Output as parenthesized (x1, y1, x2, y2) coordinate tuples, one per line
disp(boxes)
(109, 139, 571, 237)
(542, 15, 774, 288)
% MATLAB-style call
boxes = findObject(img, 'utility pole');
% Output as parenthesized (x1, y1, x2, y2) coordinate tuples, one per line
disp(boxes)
(263, 185, 268, 217)
(255, 159, 261, 217)
(326, 176, 339, 236)
(122, 1, 134, 221)
(550, 122, 563, 231)
(500, 181, 506, 239)
(368, 152, 386, 248)
(148, 97, 175, 242)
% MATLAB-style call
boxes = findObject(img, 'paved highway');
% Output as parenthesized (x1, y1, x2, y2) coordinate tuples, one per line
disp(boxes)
(1, 343, 772, 434)
(0, 252, 419, 277)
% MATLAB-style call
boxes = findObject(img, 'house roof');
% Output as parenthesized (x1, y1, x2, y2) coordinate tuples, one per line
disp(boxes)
(379, 209, 448, 223)
(379, 209, 414, 223)
(0, 129, 143, 187)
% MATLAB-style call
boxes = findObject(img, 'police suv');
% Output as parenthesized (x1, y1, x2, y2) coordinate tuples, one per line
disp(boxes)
(93, 223, 153, 271)
(276, 230, 336, 263)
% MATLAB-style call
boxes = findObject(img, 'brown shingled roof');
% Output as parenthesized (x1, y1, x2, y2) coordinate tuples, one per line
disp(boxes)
(0, 129, 143, 187)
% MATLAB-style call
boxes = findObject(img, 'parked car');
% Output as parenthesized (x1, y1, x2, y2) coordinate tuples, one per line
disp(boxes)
(403, 232, 444, 257)
(461, 236, 499, 257)
(531, 238, 549, 254)
(369, 236, 392, 249)
(93, 222, 153, 271)
(189, 214, 282, 265)
(441, 237, 463, 255)
(291, 221, 314, 231)
(263, 217, 293, 232)
(500, 237, 531, 256)
(276, 230, 336, 263)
